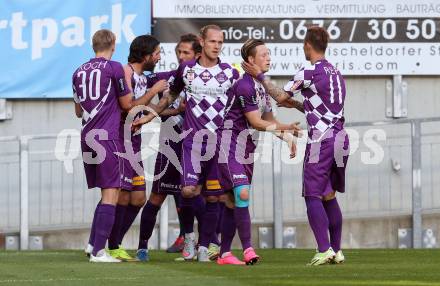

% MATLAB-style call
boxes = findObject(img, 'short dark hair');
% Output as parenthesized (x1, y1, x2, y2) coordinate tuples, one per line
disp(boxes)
(92, 29, 115, 53)
(128, 35, 160, 63)
(178, 33, 202, 54)
(199, 24, 222, 39)
(241, 39, 265, 62)
(304, 26, 329, 53)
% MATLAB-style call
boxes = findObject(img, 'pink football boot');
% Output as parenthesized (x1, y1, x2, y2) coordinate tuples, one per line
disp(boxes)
(217, 252, 245, 265)
(243, 247, 260, 265)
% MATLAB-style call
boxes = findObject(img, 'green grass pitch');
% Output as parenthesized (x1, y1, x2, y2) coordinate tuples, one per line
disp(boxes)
(1, 249, 439, 285)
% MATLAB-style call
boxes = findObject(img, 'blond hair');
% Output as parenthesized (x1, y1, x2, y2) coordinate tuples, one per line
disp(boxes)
(241, 39, 265, 62)
(199, 24, 222, 39)
(92, 29, 116, 53)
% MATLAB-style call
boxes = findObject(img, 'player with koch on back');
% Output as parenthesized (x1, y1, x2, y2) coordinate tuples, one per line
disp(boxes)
(75, 30, 166, 262)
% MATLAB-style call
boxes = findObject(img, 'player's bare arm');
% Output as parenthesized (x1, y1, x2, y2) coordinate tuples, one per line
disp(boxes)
(152, 104, 181, 117)
(137, 79, 168, 106)
(74, 103, 83, 118)
(263, 83, 304, 113)
(241, 61, 289, 102)
(118, 65, 168, 111)
(262, 111, 299, 158)
(123, 64, 135, 93)
(241, 61, 304, 113)
(176, 97, 186, 113)
(133, 90, 180, 127)
(72, 85, 83, 118)
(262, 111, 301, 134)
(244, 110, 301, 136)
(277, 98, 305, 113)
(118, 80, 168, 112)
(147, 102, 177, 116)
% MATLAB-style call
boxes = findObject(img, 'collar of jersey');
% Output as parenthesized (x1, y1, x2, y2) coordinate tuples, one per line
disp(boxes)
(196, 56, 221, 67)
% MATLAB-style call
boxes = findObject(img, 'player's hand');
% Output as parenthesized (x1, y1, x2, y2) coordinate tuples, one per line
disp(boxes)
(132, 124, 141, 133)
(131, 115, 152, 132)
(288, 122, 303, 138)
(277, 98, 296, 109)
(151, 79, 168, 94)
(289, 141, 297, 159)
(241, 61, 262, 78)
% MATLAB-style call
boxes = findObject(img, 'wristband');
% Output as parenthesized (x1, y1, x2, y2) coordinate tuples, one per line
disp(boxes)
(256, 72, 265, 82)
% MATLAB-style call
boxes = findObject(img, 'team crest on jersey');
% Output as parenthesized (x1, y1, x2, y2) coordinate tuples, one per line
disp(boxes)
(186, 69, 195, 81)
(215, 72, 228, 84)
(200, 70, 213, 82)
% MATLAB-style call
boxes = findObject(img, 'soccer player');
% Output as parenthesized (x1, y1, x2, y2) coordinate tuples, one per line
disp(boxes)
(166, 34, 223, 259)
(106, 35, 167, 261)
(134, 25, 239, 262)
(136, 33, 203, 261)
(77, 30, 166, 262)
(216, 39, 300, 265)
(243, 26, 349, 265)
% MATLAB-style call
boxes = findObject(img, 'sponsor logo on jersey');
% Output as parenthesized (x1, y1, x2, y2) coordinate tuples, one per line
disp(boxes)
(160, 182, 181, 189)
(252, 95, 258, 105)
(187, 173, 197, 180)
(233, 174, 248, 180)
(206, 179, 221, 190)
(239, 95, 245, 108)
(132, 176, 145, 186)
(118, 78, 125, 92)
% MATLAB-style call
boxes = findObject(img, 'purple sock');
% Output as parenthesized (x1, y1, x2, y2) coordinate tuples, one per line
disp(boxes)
(193, 195, 206, 235)
(220, 206, 236, 256)
(211, 202, 224, 245)
(199, 201, 219, 248)
(323, 198, 343, 252)
(177, 208, 185, 237)
(217, 202, 225, 235)
(92, 204, 116, 256)
(234, 207, 252, 251)
(108, 204, 127, 249)
(211, 231, 220, 246)
(173, 194, 185, 237)
(305, 196, 331, 252)
(118, 204, 142, 245)
(180, 197, 195, 234)
(138, 201, 160, 250)
(88, 201, 100, 246)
